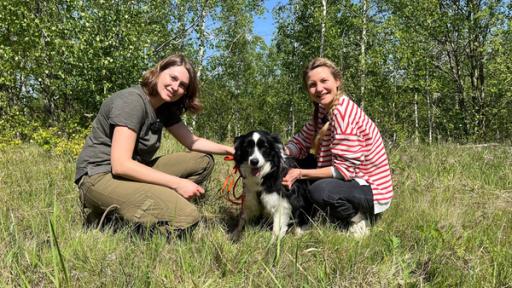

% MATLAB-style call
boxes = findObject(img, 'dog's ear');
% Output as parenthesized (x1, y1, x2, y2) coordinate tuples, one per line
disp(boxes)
(234, 135, 244, 152)
(233, 135, 242, 162)
(270, 133, 283, 145)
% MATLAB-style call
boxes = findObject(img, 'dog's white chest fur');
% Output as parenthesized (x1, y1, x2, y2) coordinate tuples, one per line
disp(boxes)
(260, 191, 292, 240)
(260, 192, 291, 217)
(242, 176, 293, 240)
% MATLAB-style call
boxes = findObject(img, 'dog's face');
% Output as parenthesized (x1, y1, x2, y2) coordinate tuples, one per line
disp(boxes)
(234, 131, 284, 178)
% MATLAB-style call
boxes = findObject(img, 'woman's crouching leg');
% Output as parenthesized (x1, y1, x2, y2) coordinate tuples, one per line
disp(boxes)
(150, 152, 215, 185)
(308, 178, 375, 229)
(81, 173, 200, 231)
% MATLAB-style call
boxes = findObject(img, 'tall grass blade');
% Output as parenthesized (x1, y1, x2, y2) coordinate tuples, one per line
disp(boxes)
(272, 236, 282, 266)
(48, 219, 69, 287)
(259, 260, 282, 288)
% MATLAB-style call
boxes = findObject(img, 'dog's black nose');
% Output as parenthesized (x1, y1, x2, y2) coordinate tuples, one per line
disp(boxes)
(249, 158, 259, 167)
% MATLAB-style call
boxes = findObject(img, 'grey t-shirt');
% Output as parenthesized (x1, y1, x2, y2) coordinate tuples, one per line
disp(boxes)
(75, 85, 182, 183)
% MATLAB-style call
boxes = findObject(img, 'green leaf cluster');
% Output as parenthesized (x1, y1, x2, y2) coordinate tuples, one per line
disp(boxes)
(1, 0, 511, 151)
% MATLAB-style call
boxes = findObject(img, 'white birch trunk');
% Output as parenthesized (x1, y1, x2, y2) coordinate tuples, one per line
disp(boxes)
(192, 3, 208, 131)
(360, 0, 368, 110)
(320, 0, 327, 57)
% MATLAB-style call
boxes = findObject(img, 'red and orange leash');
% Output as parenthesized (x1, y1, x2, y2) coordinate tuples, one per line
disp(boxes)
(220, 155, 244, 205)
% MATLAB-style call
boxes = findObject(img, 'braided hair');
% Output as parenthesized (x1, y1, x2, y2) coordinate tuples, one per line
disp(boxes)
(302, 58, 344, 156)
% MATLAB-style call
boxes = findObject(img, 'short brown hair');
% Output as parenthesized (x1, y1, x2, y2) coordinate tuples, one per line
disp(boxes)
(140, 54, 202, 114)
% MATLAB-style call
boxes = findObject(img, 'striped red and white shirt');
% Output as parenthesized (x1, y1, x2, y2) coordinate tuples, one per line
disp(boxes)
(286, 95, 393, 213)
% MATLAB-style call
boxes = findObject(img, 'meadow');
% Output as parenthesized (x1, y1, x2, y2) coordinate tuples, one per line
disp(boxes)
(1, 140, 511, 287)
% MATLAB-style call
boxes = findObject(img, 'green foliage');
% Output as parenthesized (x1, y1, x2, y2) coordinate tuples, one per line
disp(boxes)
(0, 0, 181, 142)
(383, 0, 510, 142)
(196, 0, 271, 139)
(31, 125, 88, 157)
(0, 107, 30, 149)
(0, 0, 511, 154)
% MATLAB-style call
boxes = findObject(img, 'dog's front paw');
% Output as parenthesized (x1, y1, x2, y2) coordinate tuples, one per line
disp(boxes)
(270, 231, 286, 243)
(229, 231, 243, 243)
(293, 226, 305, 236)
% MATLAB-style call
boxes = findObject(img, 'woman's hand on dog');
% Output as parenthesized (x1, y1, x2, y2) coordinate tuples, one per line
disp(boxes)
(174, 179, 205, 199)
(282, 168, 302, 189)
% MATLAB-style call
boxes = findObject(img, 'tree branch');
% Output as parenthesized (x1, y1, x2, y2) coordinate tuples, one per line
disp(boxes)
(153, 0, 210, 53)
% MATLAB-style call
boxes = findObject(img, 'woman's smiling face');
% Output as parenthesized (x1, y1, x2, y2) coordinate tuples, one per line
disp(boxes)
(156, 65, 190, 104)
(305, 66, 340, 107)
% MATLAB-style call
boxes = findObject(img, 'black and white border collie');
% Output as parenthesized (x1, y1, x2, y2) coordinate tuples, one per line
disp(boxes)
(230, 131, 312, 242)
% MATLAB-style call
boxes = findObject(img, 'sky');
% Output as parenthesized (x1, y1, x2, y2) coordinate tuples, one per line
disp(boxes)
(253, 0, 281, 45)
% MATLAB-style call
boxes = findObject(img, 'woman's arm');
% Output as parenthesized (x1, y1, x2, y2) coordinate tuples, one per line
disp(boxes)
(286, 118, 316, 159)
(282, 166, 333, 188)
(167, 122, 234, 155)
(111, 126, 204, 199)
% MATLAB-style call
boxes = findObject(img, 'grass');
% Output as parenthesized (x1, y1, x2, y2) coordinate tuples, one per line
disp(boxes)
(1, 140, 511, 287)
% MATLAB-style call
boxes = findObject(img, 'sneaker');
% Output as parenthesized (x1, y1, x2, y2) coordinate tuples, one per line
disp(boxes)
(348, 218, 370, 238)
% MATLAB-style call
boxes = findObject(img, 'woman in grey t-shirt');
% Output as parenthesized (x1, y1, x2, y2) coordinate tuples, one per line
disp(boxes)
(75, 54, 234, 236)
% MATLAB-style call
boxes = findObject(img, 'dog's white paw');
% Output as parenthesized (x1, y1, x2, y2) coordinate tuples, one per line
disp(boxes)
(293, 226, 305, 236)
(293, 225, 310, 236)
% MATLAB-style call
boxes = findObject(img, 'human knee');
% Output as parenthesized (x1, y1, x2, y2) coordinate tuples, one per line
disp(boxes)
(309, 180, 357, 220)
(308, 180, 334, 205)
(191, 152, 215, 185)
(177, 206, 201, 229)
(119, 196, 200, 229)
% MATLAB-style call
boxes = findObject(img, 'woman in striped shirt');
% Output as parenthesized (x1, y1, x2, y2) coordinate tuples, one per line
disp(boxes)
(282, 58, 393, 237)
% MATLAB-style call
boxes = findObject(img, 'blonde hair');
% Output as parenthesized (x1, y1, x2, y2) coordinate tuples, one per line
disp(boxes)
(302, 57, 344, 155)
(140, 54, 202, 114)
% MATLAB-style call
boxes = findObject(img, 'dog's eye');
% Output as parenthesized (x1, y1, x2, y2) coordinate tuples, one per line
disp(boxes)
(257, 141, 268, 149)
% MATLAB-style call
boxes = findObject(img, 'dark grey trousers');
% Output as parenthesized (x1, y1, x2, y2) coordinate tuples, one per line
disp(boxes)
(296, 154, 377, 228)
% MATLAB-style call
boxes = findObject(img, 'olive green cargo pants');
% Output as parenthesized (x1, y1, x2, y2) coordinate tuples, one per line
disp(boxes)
(78, 152, 214, 229)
